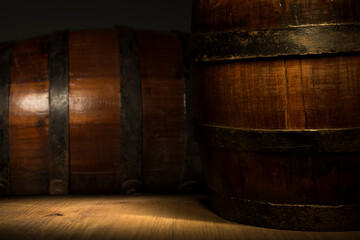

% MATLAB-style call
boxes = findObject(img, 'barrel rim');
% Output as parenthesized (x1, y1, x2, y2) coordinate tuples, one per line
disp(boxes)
(209, 190, 360, 231)
(190, 23, 360, 62)
(195, 122, 360, 153)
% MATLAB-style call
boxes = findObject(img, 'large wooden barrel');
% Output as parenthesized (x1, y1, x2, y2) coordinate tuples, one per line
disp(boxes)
(191, 0, 360, 231)
(0, 27, 201, 195)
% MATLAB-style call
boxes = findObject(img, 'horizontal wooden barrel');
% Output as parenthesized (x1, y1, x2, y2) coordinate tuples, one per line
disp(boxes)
(191, 0, 360, 231)
(0, 27, 201, 195)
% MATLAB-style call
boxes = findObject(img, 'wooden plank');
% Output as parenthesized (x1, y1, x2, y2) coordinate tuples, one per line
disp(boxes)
(9, 36, 51, 194)
(68, 29, 121, 194)
(0, 195, 358, 240)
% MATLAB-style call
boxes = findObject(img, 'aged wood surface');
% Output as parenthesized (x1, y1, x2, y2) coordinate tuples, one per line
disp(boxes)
(69, 29, 122, 194)
(191, 0, 360, 230)
(0, 195, 359, 240)
(9, 36, 51, 194)
(2, 28, 194, 195)
(193, 56, 360, 129)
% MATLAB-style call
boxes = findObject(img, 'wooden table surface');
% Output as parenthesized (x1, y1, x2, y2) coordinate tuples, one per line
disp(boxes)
(0, 195, 359, 240)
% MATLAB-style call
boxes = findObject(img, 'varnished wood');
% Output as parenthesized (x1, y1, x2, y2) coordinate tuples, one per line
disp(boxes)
(0, 195, 359, 240)
(9, 36, 50, 194)
(191, 0, 360, 230)
(69, 29, 122, 194)
(193, 55, 360, 129)
(3, 28, 195, 194)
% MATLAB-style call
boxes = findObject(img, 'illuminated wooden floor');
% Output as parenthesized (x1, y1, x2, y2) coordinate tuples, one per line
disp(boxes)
(0, 195, 359, 240)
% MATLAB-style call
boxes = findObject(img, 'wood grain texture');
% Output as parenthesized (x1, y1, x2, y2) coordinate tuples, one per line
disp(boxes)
(0, 195, 359, 240)
(4, 28, 195, 195)
(69, 29, 122, 194)
(192, 0, 360, 33)
(191, 0, 360, 230)
(9, 36, 50, 194)
(137, 30, 186, 193)
(203, 148, 360, 205)
(193, 55, 360, 129)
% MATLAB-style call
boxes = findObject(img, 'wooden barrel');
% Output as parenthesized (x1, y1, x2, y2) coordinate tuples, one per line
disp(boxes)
(0, 27, 201, 195)
(191, 0, 360, 231)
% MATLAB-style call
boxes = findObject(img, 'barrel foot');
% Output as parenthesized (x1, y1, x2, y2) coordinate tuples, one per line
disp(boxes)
(122, 179, 143, 194)
(209, 191, 360, 231)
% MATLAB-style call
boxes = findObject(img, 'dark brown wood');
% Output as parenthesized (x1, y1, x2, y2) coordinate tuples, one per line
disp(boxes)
(137, 30, 187, 193)
(9, 36, 51, 194)
(2, 28, 199, 195)
(192, 0, 360, 231)
(193, 56, 360, 129)
(68, 29, 122, 194)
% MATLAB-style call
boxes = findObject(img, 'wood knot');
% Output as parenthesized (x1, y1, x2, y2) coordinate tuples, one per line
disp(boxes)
(46, 213, 63, 217)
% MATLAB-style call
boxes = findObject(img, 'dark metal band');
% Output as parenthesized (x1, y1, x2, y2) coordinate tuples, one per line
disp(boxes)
(195, 122, 360, 153)
(209, 190, 360, 231)
(117, 26, 143, 194)
(49, 31, 69, 195)
(190, 23, 360, 62)
(172, 32, 202, 193)
(0, 42, 14, 194)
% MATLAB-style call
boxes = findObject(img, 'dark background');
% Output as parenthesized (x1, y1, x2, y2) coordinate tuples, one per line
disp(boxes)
(0, 0, 192, 42)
